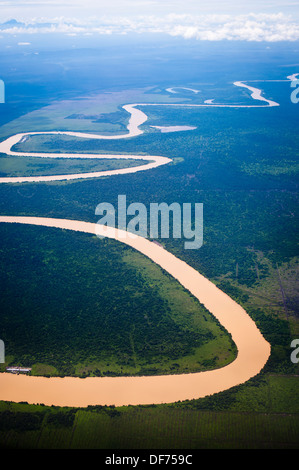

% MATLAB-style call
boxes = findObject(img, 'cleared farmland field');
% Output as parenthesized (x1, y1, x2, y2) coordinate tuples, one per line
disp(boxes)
(1, 407, 298, 449)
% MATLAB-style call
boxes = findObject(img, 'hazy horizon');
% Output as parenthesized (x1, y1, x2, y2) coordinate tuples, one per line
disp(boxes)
(0, 0, 299, 42)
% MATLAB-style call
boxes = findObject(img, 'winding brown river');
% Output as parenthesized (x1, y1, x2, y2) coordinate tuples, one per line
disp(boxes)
(0, 79, 284, 406)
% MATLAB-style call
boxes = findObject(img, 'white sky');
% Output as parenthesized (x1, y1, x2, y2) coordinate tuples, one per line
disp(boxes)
(0, 1, 299, 41)
(1, 0, 299, 19)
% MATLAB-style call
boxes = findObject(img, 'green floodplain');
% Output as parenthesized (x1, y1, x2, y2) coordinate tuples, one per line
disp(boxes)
(0, 38, 298, 449)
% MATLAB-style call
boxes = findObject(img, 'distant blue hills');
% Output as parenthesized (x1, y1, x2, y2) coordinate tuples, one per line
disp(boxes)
(0, 18, 61, 30)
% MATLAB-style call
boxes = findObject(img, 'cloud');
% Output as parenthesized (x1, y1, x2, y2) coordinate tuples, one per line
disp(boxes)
(166, 13, 299, 41)
(1, 12, 299, 41)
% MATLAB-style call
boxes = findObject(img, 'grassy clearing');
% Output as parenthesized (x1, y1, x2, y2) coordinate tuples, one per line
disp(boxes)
(0, 154, 147, 177)
(0, 87, 184, 139)
(11, 134, 151, 155)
